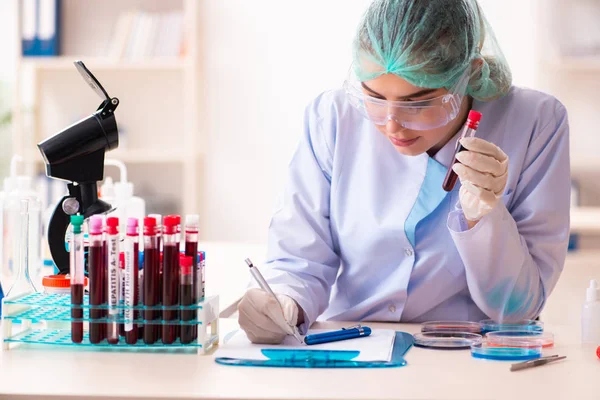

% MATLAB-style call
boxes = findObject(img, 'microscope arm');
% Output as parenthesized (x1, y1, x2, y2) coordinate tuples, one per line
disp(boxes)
(48, 195, 73, 275)
(48, 183, 113, 274)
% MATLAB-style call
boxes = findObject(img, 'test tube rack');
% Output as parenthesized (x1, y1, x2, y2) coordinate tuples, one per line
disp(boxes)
(1, 292, 219, 354)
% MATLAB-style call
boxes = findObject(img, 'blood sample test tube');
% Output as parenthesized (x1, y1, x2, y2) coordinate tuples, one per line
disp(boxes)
(143, 217, 160, 344)
(184, 215, 199, 301)
(442, 110, 482, 192)
(69, 215, 85, 343)
(119, 252, 125, 337)
(125, 218, 140, 345)
(162, 215, 180, 344)
(88, 215, 105, 344)
(105, 217, 120, 345)
(184, 215, 199, 339)
(138, 252, 144, 338)
(149, 214, 163, 341)
(174, 215, 181, 340)
(179, 255, 195, 344)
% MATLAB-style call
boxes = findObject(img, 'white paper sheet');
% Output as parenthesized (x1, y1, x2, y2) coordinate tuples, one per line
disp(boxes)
(215, 329, 396, 362)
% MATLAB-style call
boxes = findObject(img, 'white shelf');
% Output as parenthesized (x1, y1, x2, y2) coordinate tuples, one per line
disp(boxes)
(571, 207, 600, 234)
(108, 149, 198, 163)
(571, 158, 600, 172)
(14, 0, 201, 215)
(545, 57, 600, 71)
(21, 56, 190, 71)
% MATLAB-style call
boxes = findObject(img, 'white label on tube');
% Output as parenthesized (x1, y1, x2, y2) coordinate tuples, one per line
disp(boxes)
(124, 239, 134, 331)
(107, 236, 119, 316)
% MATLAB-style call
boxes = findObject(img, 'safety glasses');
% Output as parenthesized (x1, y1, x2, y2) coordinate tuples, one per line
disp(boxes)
(343, 68, 470, 131)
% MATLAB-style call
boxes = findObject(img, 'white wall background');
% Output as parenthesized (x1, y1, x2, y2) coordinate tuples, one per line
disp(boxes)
(477, 0, 538, 86)
(1, 0, 597, 244)
(198, 0, 371, 243)
(0, 1, 18, 179)
(0, 2, 17, 84)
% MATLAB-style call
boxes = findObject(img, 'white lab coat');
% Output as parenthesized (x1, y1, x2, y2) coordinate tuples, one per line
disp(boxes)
(259, 86, 570, 332)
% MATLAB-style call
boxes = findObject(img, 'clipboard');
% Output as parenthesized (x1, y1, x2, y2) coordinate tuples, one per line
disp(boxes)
(214, 331, 414, 368)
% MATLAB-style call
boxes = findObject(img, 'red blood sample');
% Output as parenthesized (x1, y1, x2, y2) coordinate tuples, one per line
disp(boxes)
(179, 255, 195, 344)
(162, 215, 180, 344)
(71, 284, 84, 343)
(88, 217, 105, 344)
(143, 217, 160, 344)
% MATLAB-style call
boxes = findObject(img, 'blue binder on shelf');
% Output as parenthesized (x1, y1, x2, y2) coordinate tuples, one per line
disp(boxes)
(22, 0, 61, 57)
(214, 331, 414, 368)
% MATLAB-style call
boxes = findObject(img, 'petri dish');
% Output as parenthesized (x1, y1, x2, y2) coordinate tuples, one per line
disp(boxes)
(485, 330, 554, 348)
(413, 331, 483, 350)
(471, 342, 542, 361)
(421, 321, 482, 334)
(479, 319, 543, 335)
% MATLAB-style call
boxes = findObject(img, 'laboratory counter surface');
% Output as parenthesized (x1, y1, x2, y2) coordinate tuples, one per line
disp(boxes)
(1, 245, 600, 400)
(0, 319, 599, 400)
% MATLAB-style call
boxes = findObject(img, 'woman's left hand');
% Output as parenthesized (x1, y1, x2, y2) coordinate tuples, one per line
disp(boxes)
(452, 137, 509, 225)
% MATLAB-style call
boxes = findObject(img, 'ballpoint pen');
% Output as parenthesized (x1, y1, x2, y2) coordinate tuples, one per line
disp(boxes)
(510, 355, 566, 372)
(304, 325, 372, 345)
(245, 258, 304, 344)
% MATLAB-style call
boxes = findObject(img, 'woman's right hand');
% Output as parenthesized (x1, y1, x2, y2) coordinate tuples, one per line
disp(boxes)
(237, 288, 300, 344)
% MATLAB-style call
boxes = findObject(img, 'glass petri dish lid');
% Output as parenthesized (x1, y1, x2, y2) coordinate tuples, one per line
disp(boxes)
(413, 331, 483, 350)
(485, 330, 554, 348)
(421, 321, 482, 334)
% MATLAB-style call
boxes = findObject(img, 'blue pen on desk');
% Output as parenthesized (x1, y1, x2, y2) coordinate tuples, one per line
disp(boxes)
(304, 325, 372, 345)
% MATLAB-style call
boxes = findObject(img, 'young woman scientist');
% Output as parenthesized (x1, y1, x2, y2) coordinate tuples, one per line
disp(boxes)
(238, 0, 570, 344)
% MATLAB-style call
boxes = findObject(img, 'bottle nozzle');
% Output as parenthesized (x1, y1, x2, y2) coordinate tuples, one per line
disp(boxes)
(104, 158, 127, 183)
(10, 154, 23, 178)
(586, 279, 599, 302)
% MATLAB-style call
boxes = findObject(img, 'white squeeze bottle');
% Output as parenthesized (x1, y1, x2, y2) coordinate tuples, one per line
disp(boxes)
(103, 159, 145, 237)
(582, 279, 600, 345)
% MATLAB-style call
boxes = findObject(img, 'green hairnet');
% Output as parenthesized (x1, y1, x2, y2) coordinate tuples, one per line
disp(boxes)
(352, 0, 512, 101)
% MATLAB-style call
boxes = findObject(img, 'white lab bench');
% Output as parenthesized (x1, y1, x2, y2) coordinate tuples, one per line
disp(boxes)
(0, 243, 599, 400)
(0, 320, 598, 400)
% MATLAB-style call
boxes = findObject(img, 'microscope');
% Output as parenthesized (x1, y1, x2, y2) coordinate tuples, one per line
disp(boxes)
(37, 61, 119, 274)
